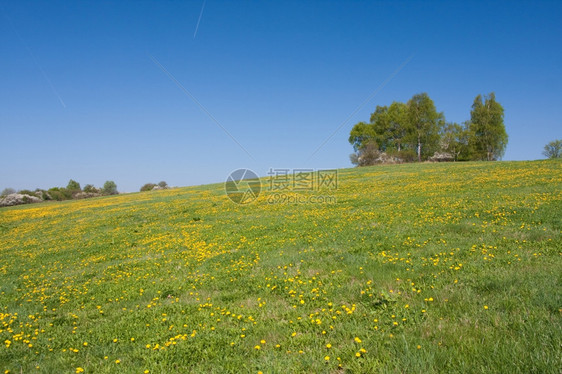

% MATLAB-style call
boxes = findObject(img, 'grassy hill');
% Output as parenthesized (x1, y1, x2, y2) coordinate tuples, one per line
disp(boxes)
(1, 160, 561, 373)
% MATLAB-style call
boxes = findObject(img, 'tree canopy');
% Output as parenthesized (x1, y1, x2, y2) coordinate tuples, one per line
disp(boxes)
(349, 92, 508, 165)
(467, 93, 508, 161)
(543, 139, 562, 159)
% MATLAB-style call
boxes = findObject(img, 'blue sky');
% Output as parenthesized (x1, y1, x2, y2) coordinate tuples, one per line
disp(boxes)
(1, 1, 561, 192)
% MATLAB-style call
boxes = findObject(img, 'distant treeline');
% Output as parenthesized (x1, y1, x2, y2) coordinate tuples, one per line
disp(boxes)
(349, 92, 508, 166)
(1, 180, 118, 202)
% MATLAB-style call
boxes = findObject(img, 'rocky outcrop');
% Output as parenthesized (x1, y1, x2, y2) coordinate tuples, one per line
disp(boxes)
(429, 152, 455, 162)
(0, 194, 42, 207)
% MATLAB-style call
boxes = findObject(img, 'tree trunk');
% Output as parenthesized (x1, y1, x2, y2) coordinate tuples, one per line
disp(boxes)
(417, 134, 421, 162)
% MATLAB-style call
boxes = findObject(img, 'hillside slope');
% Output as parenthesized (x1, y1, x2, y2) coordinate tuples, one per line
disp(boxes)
(1, 161, 561, 373)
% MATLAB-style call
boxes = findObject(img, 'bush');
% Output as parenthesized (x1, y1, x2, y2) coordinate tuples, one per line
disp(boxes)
(47, 187, 73, 201)
(140, 183, 157, 192)
(66, 180, 81, 192)
(35, 189, 51, 200)
(158, 181, 168, 189)
(102, 181, 118, 195)
(83, 184, 100, 194)
(396, 149, 417, 163)
(18, 189, 38, 197)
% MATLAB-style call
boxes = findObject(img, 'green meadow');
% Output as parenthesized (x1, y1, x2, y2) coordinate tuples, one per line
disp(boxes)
(1, 160, 561, 373)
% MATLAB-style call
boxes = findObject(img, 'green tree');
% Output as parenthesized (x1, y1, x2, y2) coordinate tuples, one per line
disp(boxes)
(407, 93, 444, 162)
(468, 93, 508, 161)
(140, 183, 157, 192)
(66, 179, 81, 192)
(386, 102, 409, 152)
(158, 181, 168, 188)
(102, 181, 118, 195)
(83, 184, 99, 193)
(542, 139, 562, 159)
(349, 121, 377, 151)
(440, 122, 470, 161)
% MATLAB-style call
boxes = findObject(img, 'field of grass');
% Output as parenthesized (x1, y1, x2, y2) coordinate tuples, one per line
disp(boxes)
(1, 160, 561, 373)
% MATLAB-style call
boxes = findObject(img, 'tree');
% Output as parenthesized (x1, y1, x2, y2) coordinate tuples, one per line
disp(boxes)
(140, 183, 157, 192)
(66, 179, 81, 192)
(158, 181, 168, 188)
(468, 93, 507, 161)
(439, 122, 470, 161)
(543, 139, 562, 159)
(102, 181, 118, 195)
(349, 121, 377, 151)
(83, 184, 99, 193)
(386, 102, 409, 152)
(407, 93, 444, 162)
(350, 141, 382, 166)
(1, 188, 16, 196)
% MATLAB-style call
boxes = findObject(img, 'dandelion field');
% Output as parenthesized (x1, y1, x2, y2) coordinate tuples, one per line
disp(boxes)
(1, 160, 561, 373)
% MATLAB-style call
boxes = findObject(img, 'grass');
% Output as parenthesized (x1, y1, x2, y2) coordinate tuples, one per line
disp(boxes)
(0, 160, 561, 373)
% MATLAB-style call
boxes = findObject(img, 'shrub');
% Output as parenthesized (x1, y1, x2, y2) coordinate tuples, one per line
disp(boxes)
(158, 181, 168, 189)
(18, 189, 38, 197)
(102, 181, 118, 195)
(35, 189, 51, 200)
(66, 180, 81, 192)
(140, 183, 157, 192)
(83, 184, 100, 194)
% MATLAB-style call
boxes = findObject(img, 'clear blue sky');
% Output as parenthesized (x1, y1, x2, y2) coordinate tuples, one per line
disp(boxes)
(1, 1, 561, 192)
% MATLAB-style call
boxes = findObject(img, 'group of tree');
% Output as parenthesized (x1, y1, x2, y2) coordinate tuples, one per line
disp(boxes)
(140, 181, 168, 192)
(349, 92, 508, 165)
(1, 179, 118, 203)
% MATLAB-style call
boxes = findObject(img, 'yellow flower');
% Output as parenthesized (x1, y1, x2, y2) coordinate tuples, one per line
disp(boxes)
(355, 352, 361, 357)
(417, 345, 421, 349)
(324, 356, 330, 361)
(83, 342, 88, 346)
(260, 339, 266, 344)
(354, 337, 362, 343)
(76, 368, 84, 374)
(484, 305, 488, 310)
(254, 345, 261, 350)
(326, 343, 332, 348)
(115, 359, 120, 364)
